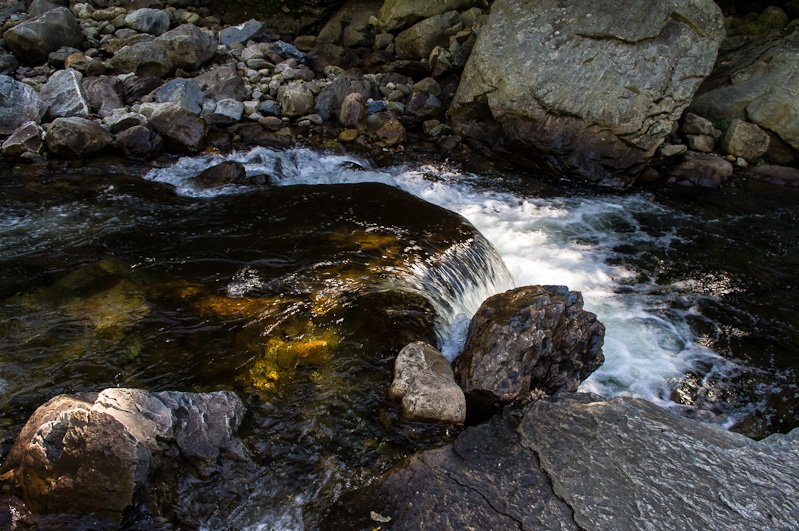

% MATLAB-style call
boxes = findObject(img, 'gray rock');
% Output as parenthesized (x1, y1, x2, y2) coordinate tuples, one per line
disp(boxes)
(315, 75, 380, 121)
(682, 112, 718, 136)
(0, 51, 19, 75)
(104, 110, 147, 133)
(218, 19, 266, 47)
(121, 75, 165, 104)
(1, 121, 44, 158)
(3, 7, 84, 65)
(194, 63, 247, 102)
(27, 0, 60, 18)
(159, 24, 216, 73)
(389, 342, 466, 424)
(377, 0, 487, 32)
(0, 75, 47, 135)
(746, 165, 799, 186)
(124, 8, 170, 36)
(0, 388, 246, 522)
(114, 124, 163, 160)
(192, 160, 248, 188)
(155, 78, 204, 114)
(394, 11, 461, 60)
(47, 46, 82, 69)
(205, 98, 244, 127)
(258, 100, 281, 117)
(110, 39, 173, 78)
(366, 100, 387, 114)
(686, 134, 716, 153)
(82, 76, 124, 118)
(658, 143, 688, 158)
(278, 83, 315, 118)
(46, 117, 113, 158)
(667, 152, 734, 188)
(39, 69, 90, 119)
(719, 119, 770, 161)
(323, 393, 799, 531)
(450, 0, 725, 187)
(148, 102, 208, 152)
(273, 41, 306, 64)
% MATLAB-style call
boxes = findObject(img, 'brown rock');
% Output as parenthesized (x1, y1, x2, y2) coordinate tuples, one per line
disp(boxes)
(719, 119, 770, 162)
(667, 153, 734, 188)
(746, 165, 799, 186)
(192, 161, 248, 188)
(278, 83, 316, 118)
(1, 121, 45, 158)
(338, 92, 367, 129)
(114, 124, 164, 160)
(148, 103, 208, 152)
(366, 111, 406, 147)
(46, 117, 113, 159)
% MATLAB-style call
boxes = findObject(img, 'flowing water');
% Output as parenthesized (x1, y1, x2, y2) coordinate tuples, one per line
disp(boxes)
(0, 147, 797, 529)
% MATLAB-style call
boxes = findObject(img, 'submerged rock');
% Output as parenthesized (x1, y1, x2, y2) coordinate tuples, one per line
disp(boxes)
(449, 0, 725, 187)
(322, 393, 799, 531)
(666, 152, 734, 188)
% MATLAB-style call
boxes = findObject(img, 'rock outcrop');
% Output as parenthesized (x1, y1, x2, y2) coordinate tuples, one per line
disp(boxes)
(449, 0, 726, 187)
(454, 286, 604, 416)
(321, 393, 799, 531)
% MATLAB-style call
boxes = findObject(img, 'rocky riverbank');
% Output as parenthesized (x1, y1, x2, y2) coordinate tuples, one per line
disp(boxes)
(0, 0, 798, 188)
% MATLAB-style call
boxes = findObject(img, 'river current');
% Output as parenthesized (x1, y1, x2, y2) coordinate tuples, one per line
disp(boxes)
(1, 146, 797, 529)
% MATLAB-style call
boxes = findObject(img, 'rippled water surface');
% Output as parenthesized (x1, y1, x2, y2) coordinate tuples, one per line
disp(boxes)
(1, 147, 797, 528)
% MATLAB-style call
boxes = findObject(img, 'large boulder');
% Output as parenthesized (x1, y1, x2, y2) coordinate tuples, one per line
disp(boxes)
(322, 393, 799, 531)
(39, 69, 90, 120)
(195, 63, 248, 102)
(46, 117, 113, 158)
(388, 342, 466, 424)
(377, 0, 486, 32)
(315, 75, 380, 121)
(109, 39, 174, 78)
(689, 28, 799, 158)
(0, 388, 246, 522)
(449, 0, 725, 187)
(148, 103, 208, 152)
(0, 75, 47, 135)
(110, 24, 215, 78)
(719, 119, 770, 161)
(218, 19, 266, 47)
(278, 83, 315, 118)
(454, 286, 604, 416)
(3, 7, 84, 65)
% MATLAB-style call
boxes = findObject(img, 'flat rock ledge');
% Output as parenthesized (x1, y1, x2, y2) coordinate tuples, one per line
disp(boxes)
(321, 393, 799, 530)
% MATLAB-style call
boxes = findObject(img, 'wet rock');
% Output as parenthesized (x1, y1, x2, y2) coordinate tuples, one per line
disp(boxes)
(0, 75, 47, 135)
(719, 119, 770, 162)
(121, 75, 165, 105)
(338, 92, 367, 129)
(394, 11, 461, 60)
(278, 83, 315, 118)
(114, 124, 163, 160)
(366, 100, 387, 114)
(0, 388, 246, 522)
(124, 8, 170, 36)
(258, 100, 282, 117)
(192, 161, 248, 188)
(273, 41, 307, 64)
(82, 76, 124, 118)
(28, 0, 60, 18)
(450, 0, 725, 187)
(148, 103, 208, 152)
(405, 91, 443, 121)
(155, 78, 204, 114)
(377, 0, 486, 32)
(195, 63, 247, 102)
(454, 286, 604, 417)
(389, 342, 465, 424)
(3, 7, 84, 64)
(745, 165, 799, 186)
(46, 117, 113, 159)
(204, 98, 245, 127)
(1, 121, 44, 159)
(39, 69, 90, 120)
(110, 23, 215, 78)
(219, 19, 266, 47)
(666, 152, 734, 188)
(366, 110, 406, 147)
(315, 75, 380, 121)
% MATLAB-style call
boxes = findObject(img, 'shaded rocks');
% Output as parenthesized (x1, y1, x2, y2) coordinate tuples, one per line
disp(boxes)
(338, 92, 367, 129)
(195, 63, 247, 102)
(114, 124, 163, 160)
(395, 11, 462, 60)
(46, 117, 113, 158)
(149, 103, 208, 152)
(155, 78, 204, 114)
(3, 7, 84, 65)
(377, 0, 486, 32)
(110, 23, 216, 78)
(454, 286, 604, 417)
(39, 69, 90, 120)
(278, 83, 315, 117)
(449, 0, 725, 187)
(0, 75, 47, 135)
(315, 75, 380, 121)
(1, 122, 44, 159)
(82, 76, 124, 118)
(719, 119, 770, 162)
(192, 160, 248, 188)
(205, 98, 245, 127)
(745, 165, 799, 186)
(388, 342, 466, 424)
(0, 388, 246, 522)
(366, 110, 406, 147)
(219, 19, 266, 47)
(666, 152, 734, 188)
(124, 8, 170, 37)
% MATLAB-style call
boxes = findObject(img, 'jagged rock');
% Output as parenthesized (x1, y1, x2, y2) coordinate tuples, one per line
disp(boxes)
(278, 83, 315, 118)
(377, 0, 486, 32)
(192, 161, 248, 188)
(0, 388, 246, 522)
(195, 63, 247, 102)
(3, 7, 84, 65)
(124, 8, 170, 36)
(104, 110, 147, 133)
(1, 122, 44, 159)
(114, 124, 164, 160)
(366, 111, 406, 147)
(338, 92, 367, 128)
(122, 75, 165, 105)
(148, 103, 208, 152)
(315, 75, 380, 121)
(394, 11, 462, 60)
(219, 19, 266, 47)
(273, 41, 307, 64)
(322, 393, 799, 531)
(389, 342, 465, 424)
(82, 76, 124, 118)
(454, 286, 604, 416)
(39, 69, 90, 120)
(450, 0, 725, 187)
(45, 117, 113, 159)
(258, 100, 281, 117)
(667, 152, 734, 188)
(204, 98, 245, 127)
(155, 78, 204, 114)
(719, 119, 770, 162)
(0, 75, 47, 135)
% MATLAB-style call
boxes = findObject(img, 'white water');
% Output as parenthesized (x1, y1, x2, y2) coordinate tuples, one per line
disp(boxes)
(145, 146, 736, 412)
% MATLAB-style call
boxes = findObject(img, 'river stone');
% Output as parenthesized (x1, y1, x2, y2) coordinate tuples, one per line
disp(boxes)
(324, 393, 799, 531)
(46, 117, 113, 158)
(82, 76, 124, 118)
(124, 8, 170, 36)
(746, 165, 799, 186)
(155, 78, 204, 114)
(0, 388, 246, 522)
(160, 24, 216, 73)
(454, 286, 604, 416)
(192, 161, 248, 188)
(719, 119, 770, 162)
(394, 11, 461, 60)
(389, 342, 466, 424)
(39, 69, 90, 120)
(0, 75, 47, 135)
(122, 75, 165, 104)
(666, 152, 733, 188)
(449, 0, 725, 187)
(148, 103, 208, 152)
(686, 134, 715, 153)
(377, 0, 486, 32)
(205, 98, 245, 127)
(110, 39, 173, 78)
(278, 83, 315, 118)
(1, 121, 44, 159)
(114, 124, 164, 160)
(3, 7, 84, 65)
(28, 0, 60, 18)
(338, 92, 367, 129)
(366, 110, 406, 147)
(195, 63, 247, 102)
(315, 75, 380, 121)
(219, 19, 266, 47)
(104, 110, 147, 133)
